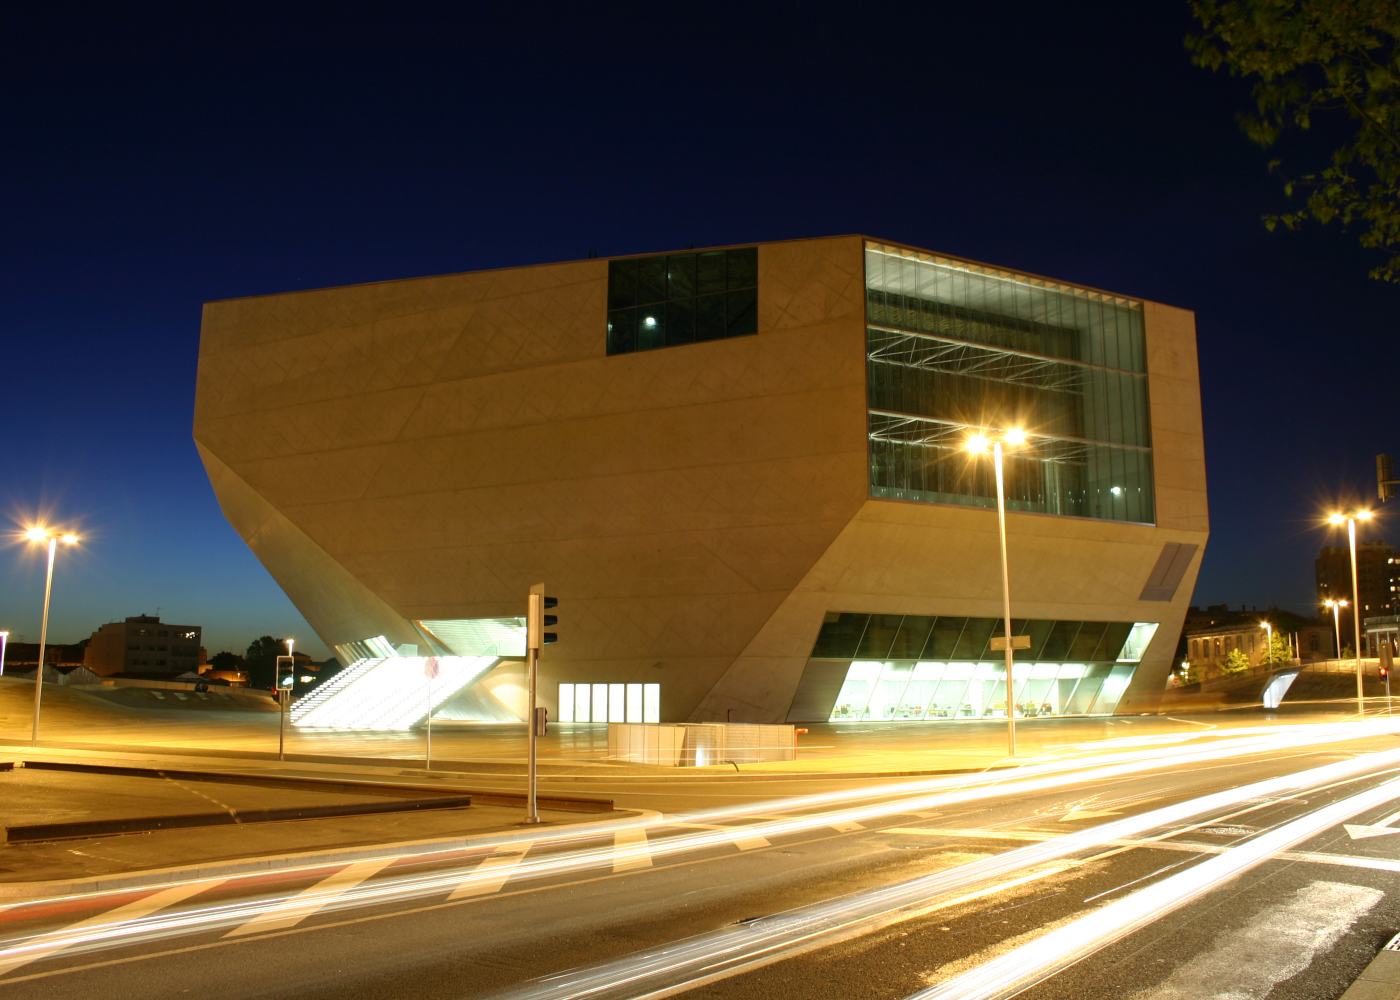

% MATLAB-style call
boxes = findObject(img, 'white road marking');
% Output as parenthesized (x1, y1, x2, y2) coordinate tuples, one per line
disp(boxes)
(1130, 881, 1383, 999)
(829, 821, 864, 833)
(225, 859, 393, 937)
(0, 881, 215, 977)
(613, 827, 652, 872)
(447, 846, 531, 901)
(669, 823, 771, 850)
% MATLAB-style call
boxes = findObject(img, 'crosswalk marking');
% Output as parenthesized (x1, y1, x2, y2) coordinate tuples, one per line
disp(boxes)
(829, 820, 864, 833)
(448, 846, 530, 901)
(884, 826, 1054, 842)
(613, 827, 653, 872)
(671, 822, 771, 850)
(225, 858, 394, 937)
(0, 880, 215, 977)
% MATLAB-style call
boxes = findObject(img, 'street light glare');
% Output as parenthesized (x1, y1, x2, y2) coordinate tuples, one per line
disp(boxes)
(23, 526, 48, 542)
(1004, 428, 1028, 447)
(1327, 512, 1345, 525)
(965, 433, 990, 454)
(1358, 509, 1374, 521)
(60, 533, 80, 546)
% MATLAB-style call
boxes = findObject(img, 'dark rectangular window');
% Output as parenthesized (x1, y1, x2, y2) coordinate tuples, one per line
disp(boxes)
(607, 247, 757, 355)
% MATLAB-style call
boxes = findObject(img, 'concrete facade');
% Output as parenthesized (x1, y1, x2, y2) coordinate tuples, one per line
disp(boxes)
(194, 236, 1208, 725)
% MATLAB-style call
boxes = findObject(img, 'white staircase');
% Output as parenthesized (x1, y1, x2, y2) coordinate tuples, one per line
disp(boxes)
(291, 655, 498, 731)
(289, 657, 386, 723)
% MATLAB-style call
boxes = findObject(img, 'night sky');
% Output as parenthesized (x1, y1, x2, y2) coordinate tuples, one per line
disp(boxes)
(2, 6, 1394, 660)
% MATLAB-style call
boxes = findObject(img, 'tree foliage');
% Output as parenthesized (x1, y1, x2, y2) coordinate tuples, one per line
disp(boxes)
(1188, 0, 1400, 282)
(244, 635, 284, 689)
(1223, 647, 1252, 674)
(209, 650, 243, 671)
(1264, 630, 1294, 665)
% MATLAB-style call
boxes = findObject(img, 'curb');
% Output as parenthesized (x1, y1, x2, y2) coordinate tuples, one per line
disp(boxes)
(0, 794, 474, 844)
(11, 758, 614, 813)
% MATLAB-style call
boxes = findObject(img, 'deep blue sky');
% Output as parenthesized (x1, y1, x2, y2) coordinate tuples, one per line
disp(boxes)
(2, 6, 1394, 660)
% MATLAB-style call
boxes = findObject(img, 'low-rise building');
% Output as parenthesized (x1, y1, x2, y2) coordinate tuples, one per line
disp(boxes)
(84, 615, 203, 677)
(1184, 608, 1332, 677)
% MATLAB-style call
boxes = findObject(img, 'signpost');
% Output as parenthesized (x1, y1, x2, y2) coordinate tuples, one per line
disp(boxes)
(275, 653, 294, 761)
(424, 656, 439, 770)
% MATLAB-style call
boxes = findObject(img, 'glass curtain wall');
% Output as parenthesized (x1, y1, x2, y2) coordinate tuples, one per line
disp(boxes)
(864, 242, 1154, 524)
(818, 612, 1157, 722)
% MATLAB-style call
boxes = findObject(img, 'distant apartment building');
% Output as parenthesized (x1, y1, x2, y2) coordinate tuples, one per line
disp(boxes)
(1317, 542, 1397, 632)
(84, 615, 202, 676)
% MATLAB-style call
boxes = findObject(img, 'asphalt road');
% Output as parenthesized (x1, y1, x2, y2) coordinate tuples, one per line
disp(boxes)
(2, 718, 1399, 999)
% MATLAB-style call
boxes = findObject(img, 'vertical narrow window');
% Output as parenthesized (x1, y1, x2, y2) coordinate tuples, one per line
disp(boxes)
(643, 684, 660, 723)
(607, 683, 625, 723)
(558, 683, 575, 723)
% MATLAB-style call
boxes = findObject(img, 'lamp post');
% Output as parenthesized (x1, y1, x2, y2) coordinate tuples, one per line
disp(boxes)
(0, 630, 8, 677)
(1323, 598, 1349, 660)
(966, 427, 1028, 757)
(1328, 509, 1374, 716)
(22, 525, 81, 744)
(1261, 620, 1272, 667)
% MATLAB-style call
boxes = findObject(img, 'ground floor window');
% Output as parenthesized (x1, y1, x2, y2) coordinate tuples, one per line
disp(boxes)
(558, 682, 659, 723)
(828, 659, 1135, 721)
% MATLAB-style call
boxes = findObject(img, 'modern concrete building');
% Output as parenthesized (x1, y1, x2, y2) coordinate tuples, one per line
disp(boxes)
(194, 236, 1207, 730)
(83, 615, 203, 677)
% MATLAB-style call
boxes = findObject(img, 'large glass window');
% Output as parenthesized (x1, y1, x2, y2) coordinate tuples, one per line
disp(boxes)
(607, 247, 758, 355)
(864, 242, 1154, 523)
(812, 612, 1155, 722)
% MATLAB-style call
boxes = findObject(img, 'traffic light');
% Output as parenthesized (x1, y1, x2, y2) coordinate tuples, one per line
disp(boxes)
(275, 655, 295, 693)
(527, 582, 558, 650)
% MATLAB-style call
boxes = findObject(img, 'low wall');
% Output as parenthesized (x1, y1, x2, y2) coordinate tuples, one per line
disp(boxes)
(608, 722, 796, 767)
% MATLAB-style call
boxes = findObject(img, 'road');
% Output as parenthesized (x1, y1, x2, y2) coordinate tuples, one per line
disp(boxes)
(1, 716, 1399, 998)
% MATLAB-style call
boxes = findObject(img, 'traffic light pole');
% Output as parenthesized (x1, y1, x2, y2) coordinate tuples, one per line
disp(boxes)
(525, 643, 539, 824)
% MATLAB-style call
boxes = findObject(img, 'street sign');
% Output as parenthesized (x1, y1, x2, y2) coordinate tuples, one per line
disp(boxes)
(990, 635, 1031, 652)
(424, 657, 440, 680)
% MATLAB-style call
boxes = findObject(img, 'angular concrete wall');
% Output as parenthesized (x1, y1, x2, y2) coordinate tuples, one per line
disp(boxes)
(196, 236, 1207, 725)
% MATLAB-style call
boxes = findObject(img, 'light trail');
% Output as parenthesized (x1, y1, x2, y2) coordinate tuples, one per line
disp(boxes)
(477, 746, 1400, 999)
(911, 774, 1400, 1000)
(0, 718, 1395, 977)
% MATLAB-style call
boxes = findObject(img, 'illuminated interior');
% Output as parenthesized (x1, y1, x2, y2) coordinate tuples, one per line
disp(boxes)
(557, 682, 660, 723)
(817, 615, 1157, 722)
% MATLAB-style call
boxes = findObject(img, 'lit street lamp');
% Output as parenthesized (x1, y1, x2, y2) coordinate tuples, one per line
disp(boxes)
(21, 525, 81, 744)
(1260, 620, 1272, 666)
(1327, 509, 1374, 716)
(1323, 597, 1349, 660)
(966, 426, 1028, 757)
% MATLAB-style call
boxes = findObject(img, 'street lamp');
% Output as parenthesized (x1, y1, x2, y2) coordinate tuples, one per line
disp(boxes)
(1327, 509, 1374, 716)
(0, 630, 8, 677)
(1260, 621, 1272, 666)
(21, 525, 81, 744)
(966, 426, 1029, 757)
(1323, 597, 1349, 660)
